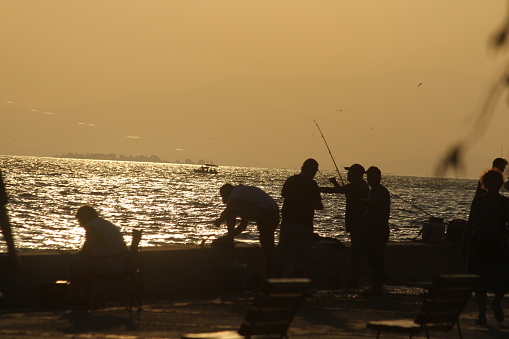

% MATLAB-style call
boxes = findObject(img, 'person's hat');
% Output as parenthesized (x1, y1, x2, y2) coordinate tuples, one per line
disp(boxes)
(344, 163, 365, 174)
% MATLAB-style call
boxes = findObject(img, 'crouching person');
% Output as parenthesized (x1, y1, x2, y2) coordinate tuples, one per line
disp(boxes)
(69, 205, 128, 309)
(213, 184, 280, 279)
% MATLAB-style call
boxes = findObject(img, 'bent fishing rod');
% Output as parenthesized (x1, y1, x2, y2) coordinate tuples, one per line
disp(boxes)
(313, 120, 345, 185)
(313, 120, 436, 234)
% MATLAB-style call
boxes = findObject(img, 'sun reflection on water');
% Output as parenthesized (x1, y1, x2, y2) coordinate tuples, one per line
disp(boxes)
(0, 155, 481, 252)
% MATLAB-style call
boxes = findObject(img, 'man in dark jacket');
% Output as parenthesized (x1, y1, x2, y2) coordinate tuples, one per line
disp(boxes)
(362, 166, 391, 295)
(275, 158, 323, 278)
(320, 163, 369, 287)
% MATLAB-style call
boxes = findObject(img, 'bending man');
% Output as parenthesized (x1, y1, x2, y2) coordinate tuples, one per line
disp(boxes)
(214, 184, 280, 278)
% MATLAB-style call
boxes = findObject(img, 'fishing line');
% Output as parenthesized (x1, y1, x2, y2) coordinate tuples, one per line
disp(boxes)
(313, 120, 345, 185)
(389, 192, 438, 241)
(390, 192, 435, 218)
(313, 120, 433, 216)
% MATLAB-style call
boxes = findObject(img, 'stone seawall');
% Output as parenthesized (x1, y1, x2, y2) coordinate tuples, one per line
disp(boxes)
(0, 241, 464, 307)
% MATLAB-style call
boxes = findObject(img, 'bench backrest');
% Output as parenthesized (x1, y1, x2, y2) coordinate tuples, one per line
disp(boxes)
(414, 274, 479, 326)
(238, 278, 310, 338)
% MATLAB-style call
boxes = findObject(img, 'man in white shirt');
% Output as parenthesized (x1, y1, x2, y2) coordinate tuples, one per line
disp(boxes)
(69, 205, 128, 308)
(213, 184, 280, 278)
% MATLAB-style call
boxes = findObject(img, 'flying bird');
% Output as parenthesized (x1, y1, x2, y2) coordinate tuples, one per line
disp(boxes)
(418, 83, 423, 87)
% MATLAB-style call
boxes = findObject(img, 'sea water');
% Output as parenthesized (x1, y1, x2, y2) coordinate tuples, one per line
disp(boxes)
(0, 155, 485, 252)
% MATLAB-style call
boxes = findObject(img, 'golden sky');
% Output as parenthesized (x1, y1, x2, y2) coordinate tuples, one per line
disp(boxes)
(1, 1, 508, 178)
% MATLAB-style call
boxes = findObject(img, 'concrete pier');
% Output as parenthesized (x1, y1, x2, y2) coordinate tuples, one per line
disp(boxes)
(0, 241, 464, 307)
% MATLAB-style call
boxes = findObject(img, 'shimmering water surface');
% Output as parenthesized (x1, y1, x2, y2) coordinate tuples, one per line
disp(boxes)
(0, 155, 486, 251)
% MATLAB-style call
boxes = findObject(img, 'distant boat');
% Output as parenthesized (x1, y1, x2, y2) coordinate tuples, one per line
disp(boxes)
(194, 164, 218, 174)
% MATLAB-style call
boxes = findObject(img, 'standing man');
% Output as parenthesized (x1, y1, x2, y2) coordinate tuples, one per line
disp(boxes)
(320, 163, 369, 288)
(275, 158, 323, 278)
(462, 169, 509, 325)
(362, 166, 391, 295)
(0, 170, 17, 274)
(476, 158, 507, 196)
(213, 184, 280, 278)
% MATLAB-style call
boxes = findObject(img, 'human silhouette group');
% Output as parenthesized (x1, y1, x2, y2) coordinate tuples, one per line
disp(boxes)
(1, 155, 508, 323)
(214, 158, 391, 296)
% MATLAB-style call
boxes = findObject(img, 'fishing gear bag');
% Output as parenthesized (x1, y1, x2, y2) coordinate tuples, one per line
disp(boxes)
(421, 217, 446, 244)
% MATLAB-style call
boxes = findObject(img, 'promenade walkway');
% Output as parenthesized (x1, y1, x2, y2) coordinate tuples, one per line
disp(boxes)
(0, 285, 508, 339)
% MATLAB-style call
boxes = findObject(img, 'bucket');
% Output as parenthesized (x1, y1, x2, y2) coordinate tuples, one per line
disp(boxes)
(422, 222, 446, 244)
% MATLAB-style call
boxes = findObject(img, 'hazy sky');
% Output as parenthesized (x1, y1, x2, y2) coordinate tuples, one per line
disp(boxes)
(1, 1, 508, 178)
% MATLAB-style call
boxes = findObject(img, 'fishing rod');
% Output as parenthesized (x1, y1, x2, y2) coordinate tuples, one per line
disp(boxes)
(313, 120, 345, 185)
(390, 192, 435, 218)
(314, 119, 435, 240)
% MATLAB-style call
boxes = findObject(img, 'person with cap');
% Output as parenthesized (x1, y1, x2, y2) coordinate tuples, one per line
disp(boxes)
(476, 158, 507, 196)
(275, 158, 323, 278)
(320, 163, 369, 288)
(360, 166, 391, 295)
(213, 183, 280, 278)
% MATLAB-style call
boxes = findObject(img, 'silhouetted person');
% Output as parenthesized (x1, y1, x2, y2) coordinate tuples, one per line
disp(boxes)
(361, 166, 390, 295)
(69, 205, 128, 308)
(475, 158, 507, 196)
(320, 163, 369, 287)
(213, 184, 279, 278)
(0, 170, 17, 275)
(275, 159, 323, 278)
(462, 169, 509, 325)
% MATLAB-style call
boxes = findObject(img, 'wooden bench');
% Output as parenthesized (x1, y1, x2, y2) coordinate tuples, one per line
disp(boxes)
(367, 274, 479, 339)
(182, 278, 310, 339)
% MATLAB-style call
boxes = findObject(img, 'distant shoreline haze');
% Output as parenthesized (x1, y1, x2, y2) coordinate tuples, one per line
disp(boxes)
(56, 153, 214, 165)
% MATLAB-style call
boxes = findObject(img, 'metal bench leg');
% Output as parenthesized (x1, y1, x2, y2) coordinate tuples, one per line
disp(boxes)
(456, 322, 463, 339)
